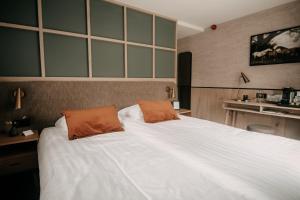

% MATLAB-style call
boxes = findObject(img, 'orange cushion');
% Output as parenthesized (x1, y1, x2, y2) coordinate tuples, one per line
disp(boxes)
(138, 100, 179, 123)
(64, 106, 123, 140)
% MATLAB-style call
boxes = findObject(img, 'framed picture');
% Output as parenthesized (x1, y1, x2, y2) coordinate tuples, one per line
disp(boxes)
(250, 26, 300, 66)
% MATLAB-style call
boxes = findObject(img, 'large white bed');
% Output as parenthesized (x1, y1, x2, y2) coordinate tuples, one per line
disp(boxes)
(38, 115, 300, 200)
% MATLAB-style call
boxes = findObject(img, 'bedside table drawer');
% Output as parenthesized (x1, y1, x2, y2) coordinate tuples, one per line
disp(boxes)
(0, 152, 38, 175)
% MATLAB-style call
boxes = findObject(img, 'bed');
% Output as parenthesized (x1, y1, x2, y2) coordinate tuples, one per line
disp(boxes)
(38, 115, 300, 200)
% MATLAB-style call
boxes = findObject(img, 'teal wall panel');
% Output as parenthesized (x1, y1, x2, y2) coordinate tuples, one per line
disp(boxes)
(155, 49, 175, 78)
(0, 0, 38, 26)
(127, 9, 152, 44)
(0, 1, 176, 79)
(92, 40, 124, 77)
(44, 33, 88, 77)
(128, 45, 152, 78)
(43, 0, 86, 34)
(91, 0, 123, 40)
(0, 27, 40, 76)
(155, 16, 176, 48)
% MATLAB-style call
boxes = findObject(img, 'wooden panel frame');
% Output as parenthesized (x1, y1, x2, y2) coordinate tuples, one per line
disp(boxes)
(0, 0, 177, 82)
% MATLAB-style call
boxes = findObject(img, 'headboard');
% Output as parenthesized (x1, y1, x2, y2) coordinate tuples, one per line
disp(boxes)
(0, 81, 175, 131)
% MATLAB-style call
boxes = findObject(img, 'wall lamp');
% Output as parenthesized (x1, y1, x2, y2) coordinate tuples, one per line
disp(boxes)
(14, 88, 25, 110)
(240, 72, 250, 84)
(166, 86, 176, 100)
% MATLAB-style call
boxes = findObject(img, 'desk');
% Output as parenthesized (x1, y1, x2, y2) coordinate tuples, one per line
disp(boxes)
(223, 100, 300, 126)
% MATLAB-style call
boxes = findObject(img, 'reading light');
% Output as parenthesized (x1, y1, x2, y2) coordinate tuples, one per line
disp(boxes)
(236, 72, 250, 101)
(166, 86, 176, 100)
(241, 72, 250, 84)
(14, 88, 24, 110)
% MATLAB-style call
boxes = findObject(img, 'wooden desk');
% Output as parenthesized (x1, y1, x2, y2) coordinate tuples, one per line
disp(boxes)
(223, 100, 300, 126)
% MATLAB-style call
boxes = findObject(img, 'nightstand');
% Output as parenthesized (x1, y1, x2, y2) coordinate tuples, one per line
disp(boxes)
(176, 109, 192, 117)
(0, 131, 39, 176)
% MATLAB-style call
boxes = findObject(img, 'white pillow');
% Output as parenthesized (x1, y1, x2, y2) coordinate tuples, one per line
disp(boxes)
(54, 116, 68, 131)
(118, 105, 143, 122)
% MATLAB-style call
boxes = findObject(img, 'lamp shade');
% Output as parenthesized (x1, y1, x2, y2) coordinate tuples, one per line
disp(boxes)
(171, 87, 176, 99)
(241, 72, 250, 84)
(14, 88, 24, 110)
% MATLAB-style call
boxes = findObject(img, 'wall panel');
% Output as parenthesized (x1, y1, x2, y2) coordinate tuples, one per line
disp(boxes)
(127, 8, 152, 44)
(0, 0, 38, 26)
(0, 0, 177, 80)
(0, 81, 176, 130)
(0, 27, 40, 76)
(155, 16, 176, 48)
(44, 33, 88, 77)
(90, 0, 123, 40)
(155, 49, 175, 78)
(92, 40, 124, 77)
(127, 45, 152, 78)
(43, 0, 87, 34)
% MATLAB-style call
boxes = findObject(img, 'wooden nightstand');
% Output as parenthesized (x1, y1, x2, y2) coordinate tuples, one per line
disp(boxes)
(0, 131, 39, 176)
(176, 109, 192, 117)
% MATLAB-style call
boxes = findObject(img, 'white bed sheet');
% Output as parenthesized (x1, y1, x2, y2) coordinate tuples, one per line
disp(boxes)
(38, 116, 300, 200)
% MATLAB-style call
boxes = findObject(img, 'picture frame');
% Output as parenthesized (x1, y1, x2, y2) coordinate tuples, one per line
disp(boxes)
(250, 26, 300, 66)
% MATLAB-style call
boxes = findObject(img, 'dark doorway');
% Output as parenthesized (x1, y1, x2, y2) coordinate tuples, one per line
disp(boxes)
(177, 52, 192, 109)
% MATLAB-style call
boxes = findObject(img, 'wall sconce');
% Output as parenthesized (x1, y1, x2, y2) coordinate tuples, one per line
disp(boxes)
(14, 88, 25, 110)
(166, 86, 176, 100)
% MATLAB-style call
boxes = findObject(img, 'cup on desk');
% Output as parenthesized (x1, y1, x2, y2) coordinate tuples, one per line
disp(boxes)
(242, 95, 248, 102)
(256, 92, 267, 103)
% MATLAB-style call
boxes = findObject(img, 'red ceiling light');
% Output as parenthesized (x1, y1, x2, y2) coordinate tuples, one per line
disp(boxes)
(210, 24, 217, 30)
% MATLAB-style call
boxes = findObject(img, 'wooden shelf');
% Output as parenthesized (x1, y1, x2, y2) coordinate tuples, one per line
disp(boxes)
(0, 132, 39, 147)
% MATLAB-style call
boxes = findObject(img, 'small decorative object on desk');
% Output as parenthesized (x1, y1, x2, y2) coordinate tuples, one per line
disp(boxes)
(266, 94, 282, 103)
(23, 130, 35, 136)
(280, 87, 296, 105)
(173, 101, 180, 109)
(242, 95, 248, 102)
(275, 87, 300, 107)
(294, 94, 300, 106)
(256, 91, 267, 103)
(9, 116, 31, 137)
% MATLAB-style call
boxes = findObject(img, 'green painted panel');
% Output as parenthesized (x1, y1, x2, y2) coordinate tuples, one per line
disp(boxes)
(0, 27, 40, 76)
(155, 49, 175, 78)
(155, 16, 176, 48)
(92, 40, 124, 77)
(44, 33, 88, 77)
(43, 0, 86, 34)
(0, 0, 38, 26)
(127, 9, 152, 44)
(91, 0, 123, 40)
(127, 45, 152, 78)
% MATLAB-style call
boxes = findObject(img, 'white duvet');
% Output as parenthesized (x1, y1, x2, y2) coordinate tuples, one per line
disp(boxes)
(38, 116, 300, 200)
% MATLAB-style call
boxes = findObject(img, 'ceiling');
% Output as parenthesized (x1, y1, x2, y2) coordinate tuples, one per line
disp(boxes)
(115, 0, 295, 39)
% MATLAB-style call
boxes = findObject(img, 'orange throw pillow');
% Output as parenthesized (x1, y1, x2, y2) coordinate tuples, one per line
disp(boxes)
(138, 100, 179, 123)
(64, 106, 124, 140)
